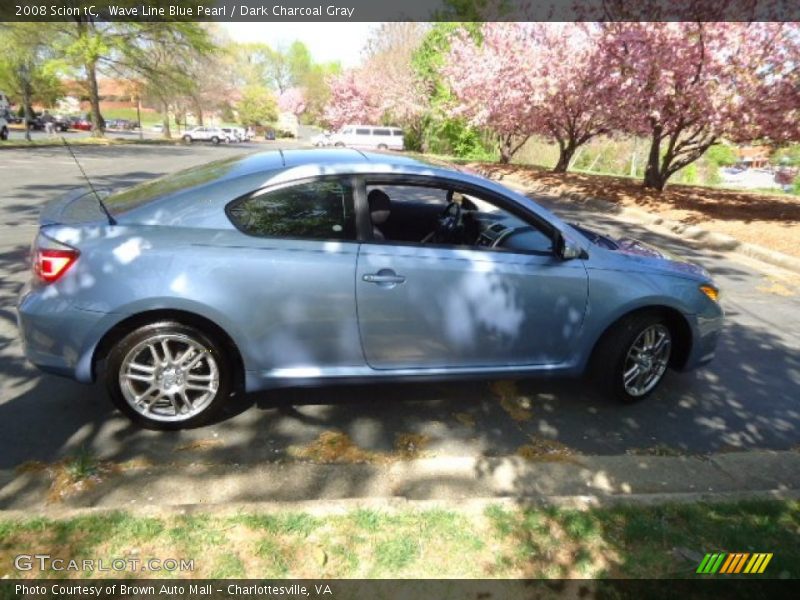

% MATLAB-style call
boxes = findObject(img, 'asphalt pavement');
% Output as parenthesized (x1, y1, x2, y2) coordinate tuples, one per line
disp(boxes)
(0, 144, 798, 474)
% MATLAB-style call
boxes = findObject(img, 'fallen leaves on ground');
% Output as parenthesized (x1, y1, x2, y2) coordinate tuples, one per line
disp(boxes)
(469, 162, 800, 258)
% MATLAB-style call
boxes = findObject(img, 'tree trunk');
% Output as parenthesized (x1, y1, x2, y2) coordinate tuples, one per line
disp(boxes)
(553, 140, 577, 173)
(643, 128, 666, 191)
(161, 101, 171, 139)
(498, 146, 512, 164)
(195, 99, 204, 126)
(86, 60, 104, 137)
(23, 95, 32, 142)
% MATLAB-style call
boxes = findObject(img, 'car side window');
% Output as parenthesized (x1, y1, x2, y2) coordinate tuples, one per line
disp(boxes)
(365, 183, 554, 255)
(228, 179, 356, 241)
(356, 128, 371, 135)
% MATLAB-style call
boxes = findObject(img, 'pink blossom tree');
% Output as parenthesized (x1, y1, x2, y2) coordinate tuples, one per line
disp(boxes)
(442, 23, 614, 168)
(323, 24, 427, 136)
(322, 70, 383, 130)
(277, 87, 306, 117)
(442, 24, 539, 163)
(598, 21, 799, 190)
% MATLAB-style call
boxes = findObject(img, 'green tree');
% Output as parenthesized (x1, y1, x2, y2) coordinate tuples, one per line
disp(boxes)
(119, 23, 212, 138)
(0, 23, 63, 141)
(237, 85, 278, 126)
(56, 3, 210, 137)
(706, 144, 738, 167)
(410, 22, 491, 156)
(298, 61, 341, 124)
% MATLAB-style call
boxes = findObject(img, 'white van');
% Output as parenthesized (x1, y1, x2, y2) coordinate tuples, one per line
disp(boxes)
(331, 125, 405, 151)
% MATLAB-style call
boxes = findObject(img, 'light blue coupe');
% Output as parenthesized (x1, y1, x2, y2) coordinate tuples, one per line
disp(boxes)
(17, 150, 723, 429)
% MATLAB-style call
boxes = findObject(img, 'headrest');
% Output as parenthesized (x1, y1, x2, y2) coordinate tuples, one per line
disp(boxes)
(367, 189, 391, 224)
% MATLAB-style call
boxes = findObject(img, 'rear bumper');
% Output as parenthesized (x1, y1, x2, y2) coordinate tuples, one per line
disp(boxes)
(17, 282, 108, 383)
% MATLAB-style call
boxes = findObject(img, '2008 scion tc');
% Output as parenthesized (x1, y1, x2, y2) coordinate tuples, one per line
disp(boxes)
(17, 150, 723, 429)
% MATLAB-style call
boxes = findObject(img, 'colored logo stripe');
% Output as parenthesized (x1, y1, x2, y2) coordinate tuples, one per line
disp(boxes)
(697, 553, 726, 573)
(698, 552, 773, 574)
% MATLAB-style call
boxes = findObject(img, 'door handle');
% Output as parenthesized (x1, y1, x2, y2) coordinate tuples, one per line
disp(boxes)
(363, 270, 406, 285)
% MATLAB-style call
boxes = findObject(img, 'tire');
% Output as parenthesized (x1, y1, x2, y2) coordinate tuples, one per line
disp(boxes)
(104, 321, 232, 430)
(334, 142, 345, 148)
(590, 311, 672, 404)
(0, 127, 7, 141)
(183, 135, 192, 144)
(377, 143, 388, 150)
(211, 136, 220, 145)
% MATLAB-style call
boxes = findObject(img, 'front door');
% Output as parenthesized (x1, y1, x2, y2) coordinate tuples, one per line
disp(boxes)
(355, 181, 588, 370)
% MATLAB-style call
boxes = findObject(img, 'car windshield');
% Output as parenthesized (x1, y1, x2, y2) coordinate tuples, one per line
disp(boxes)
(104, 157, 241, 214)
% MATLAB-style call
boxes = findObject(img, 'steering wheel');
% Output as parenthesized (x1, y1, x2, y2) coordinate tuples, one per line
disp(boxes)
(434, 201, 463, 243)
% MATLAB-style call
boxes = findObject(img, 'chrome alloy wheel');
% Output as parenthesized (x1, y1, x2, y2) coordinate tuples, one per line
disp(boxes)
(118, 333, 219, 422)
(622, 324, 671, 397)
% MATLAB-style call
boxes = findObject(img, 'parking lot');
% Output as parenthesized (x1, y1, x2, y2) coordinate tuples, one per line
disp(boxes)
(1, 144, 799, 471)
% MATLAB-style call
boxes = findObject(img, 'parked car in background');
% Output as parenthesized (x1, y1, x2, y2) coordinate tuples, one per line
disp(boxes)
(0, 114, 8, 140)
(330, 125, 405, 151)
(25, 114, 45, 131)
(311, 131, 332, 147)
(106, 119, 138, 131)
(72, 117, 92, 131)
(16, 149, 723, 429)
(182, 126, 232, 145)
(264, 128, 276, 141)
(221, 127, 244, 142)
(52, 115, 71, 132)
(151, 123, 164, 133)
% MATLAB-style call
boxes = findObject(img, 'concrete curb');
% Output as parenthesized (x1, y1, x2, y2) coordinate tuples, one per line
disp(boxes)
(498, 177, 800, 275)
(2, 450, 798, 514)
(1, 489, 799, 521)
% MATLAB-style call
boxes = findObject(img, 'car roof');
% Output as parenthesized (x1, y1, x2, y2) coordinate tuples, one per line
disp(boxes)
(111, 149, 569, 232)
(186, 149, 443, 182)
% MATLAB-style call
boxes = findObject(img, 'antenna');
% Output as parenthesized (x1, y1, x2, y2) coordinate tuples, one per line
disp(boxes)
(61, 137, 117, 226)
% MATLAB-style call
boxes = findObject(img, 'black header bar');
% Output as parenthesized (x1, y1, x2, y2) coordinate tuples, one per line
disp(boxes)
(1, 0, 799, 22)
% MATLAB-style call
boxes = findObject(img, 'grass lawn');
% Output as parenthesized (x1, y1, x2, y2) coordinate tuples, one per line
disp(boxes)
(100, 107, 163, 128)
(1, 499, 797, 579)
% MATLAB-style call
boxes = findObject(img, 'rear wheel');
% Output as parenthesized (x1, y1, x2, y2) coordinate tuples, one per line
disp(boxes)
(591, 312, 672, 404)
(377, 143, 388, 150)
(104, 322, 232, 430)
(334, 142, 345, 148)
(211, 136, 220, 145)
(182, 135, 192, 144)
(0, 127, 7, 141)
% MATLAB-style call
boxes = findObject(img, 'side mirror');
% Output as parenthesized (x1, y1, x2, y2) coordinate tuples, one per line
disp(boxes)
(557, 233, 585, 260)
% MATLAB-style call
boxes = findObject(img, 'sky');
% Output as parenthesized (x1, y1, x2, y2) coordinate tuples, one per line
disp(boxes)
(220, 22, 377, 67)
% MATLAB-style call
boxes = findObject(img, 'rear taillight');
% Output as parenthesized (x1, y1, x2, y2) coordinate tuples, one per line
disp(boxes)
(33, 236, 79, 284)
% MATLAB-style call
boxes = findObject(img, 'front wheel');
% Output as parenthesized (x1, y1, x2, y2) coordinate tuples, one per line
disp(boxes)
(182, 135, 192, 144)
(211, 136, 220, 145)
(104, 322, 232, 430)
(334, 142, 345, 148)
(591, 312, 672, 404)
(0, 127, 7, 141)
